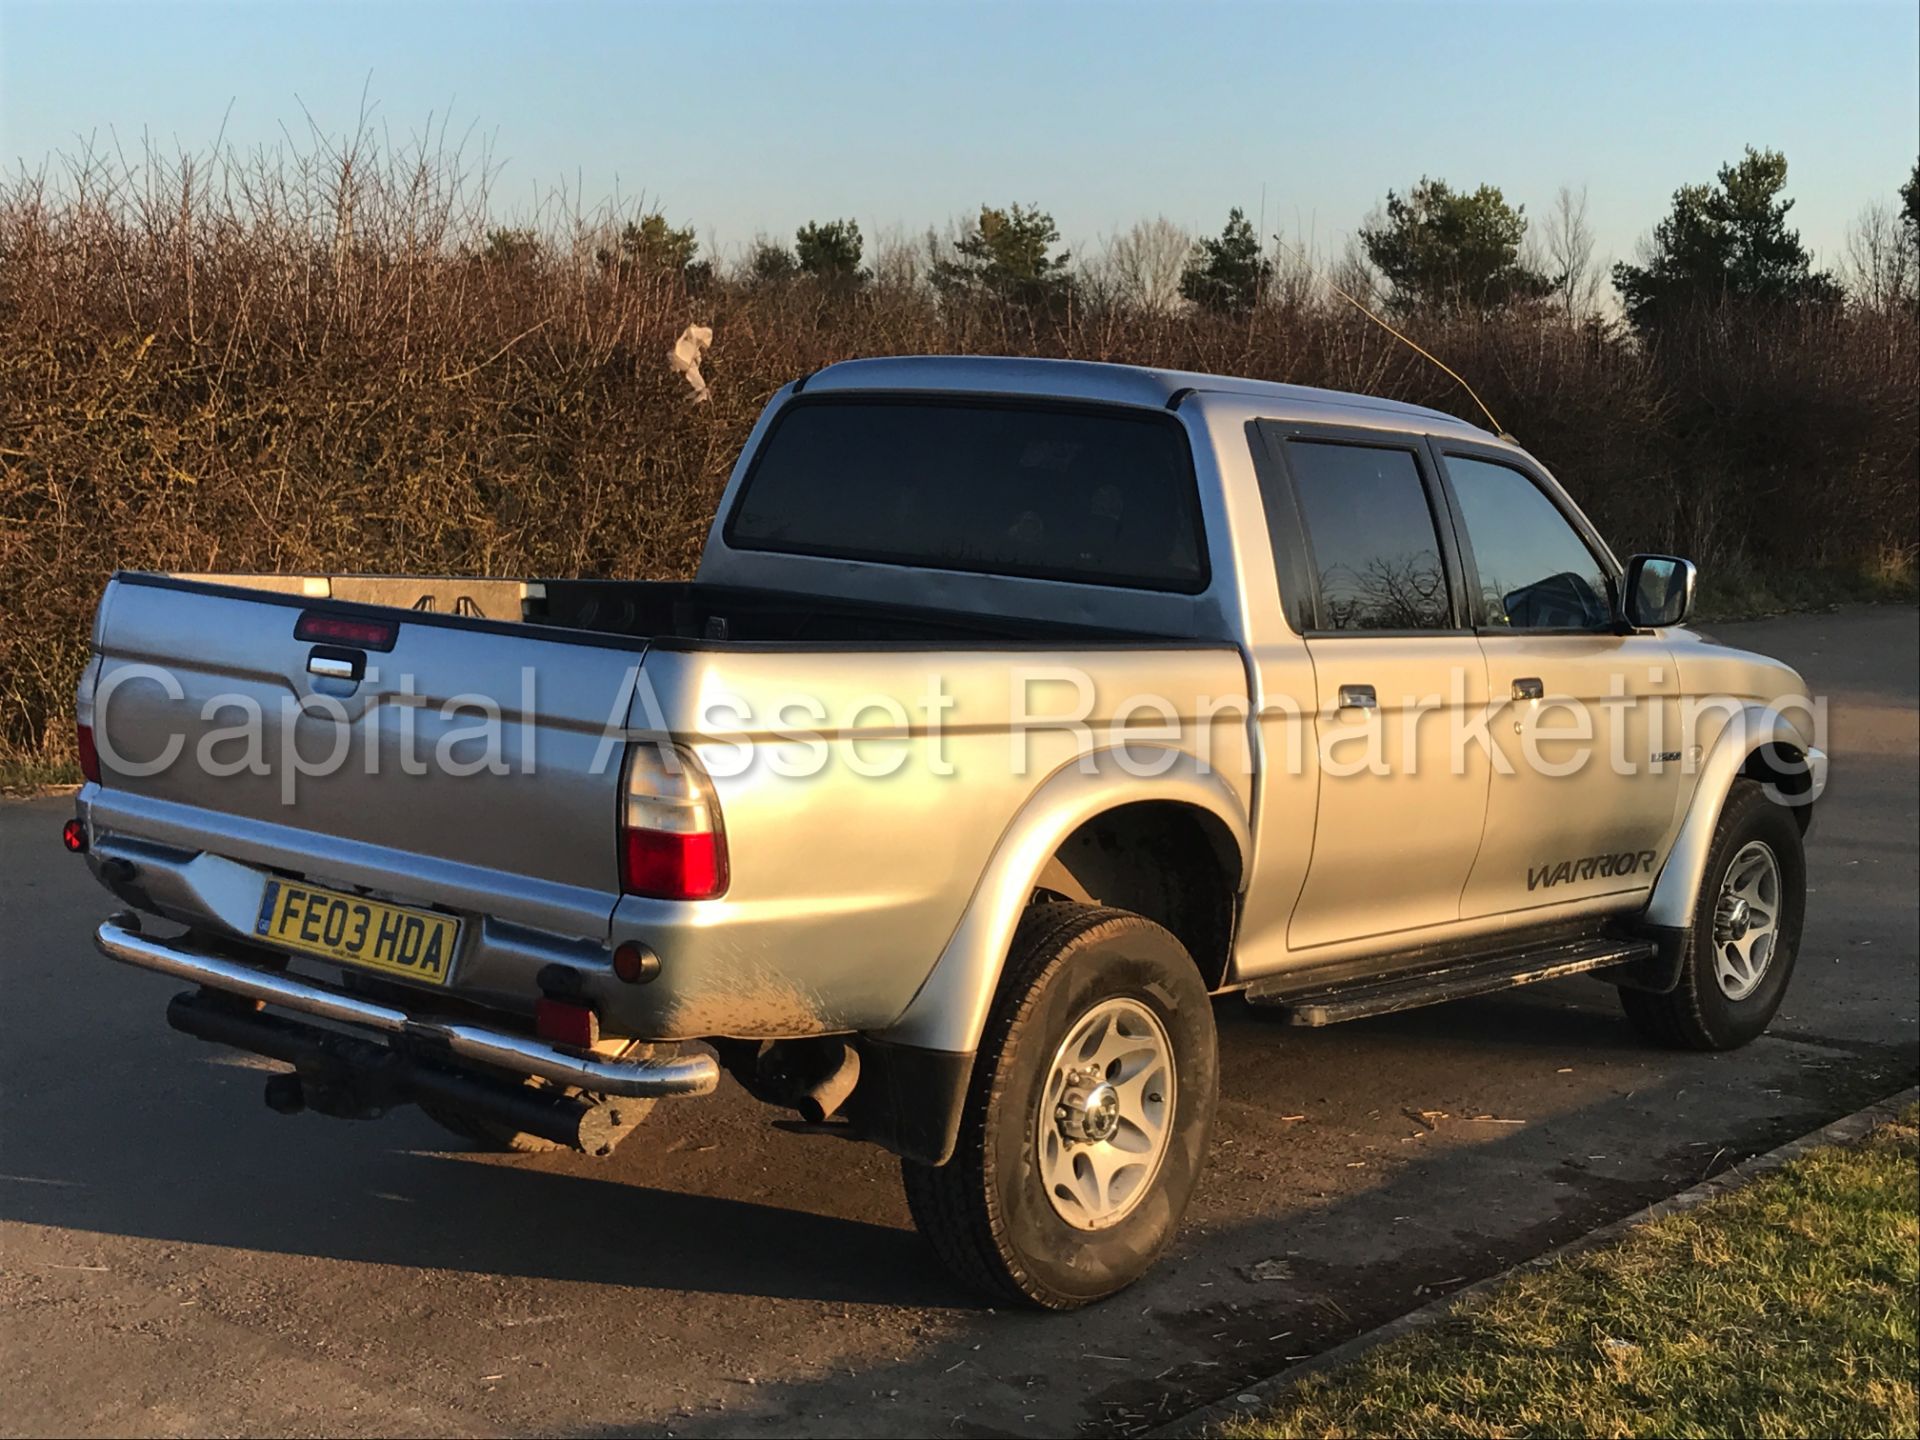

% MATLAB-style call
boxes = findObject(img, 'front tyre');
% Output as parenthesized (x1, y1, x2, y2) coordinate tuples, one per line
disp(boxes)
(902, 904, 1218, 1309)
(1621, 779, 1806, 1050)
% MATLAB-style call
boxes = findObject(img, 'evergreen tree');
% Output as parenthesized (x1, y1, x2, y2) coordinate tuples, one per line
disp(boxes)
(598, 214, 699, 279)
(1613, 147, 1842, 331)
(1360, 178, 1554, 313)
(748, 240, 799, 284)
(795, 219, 866, 286)
(933, 204, 1073, 310)
(1901, 158, 1920, 254)
(1179, 208, 1272, 315)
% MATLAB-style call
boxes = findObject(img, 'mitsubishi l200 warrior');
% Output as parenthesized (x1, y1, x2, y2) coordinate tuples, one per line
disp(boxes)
(69, 357, 1826, 1307)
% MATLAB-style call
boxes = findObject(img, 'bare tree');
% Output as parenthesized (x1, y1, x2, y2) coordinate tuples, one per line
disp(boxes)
(869, 223, 927, 292)
(1542, 184, 1601, 322)
(1843, 200, 1916, 311)
(1096, 215, 1192, 316)
(1330, 228, 1381, 308)
(1267, 228, 1319, 314)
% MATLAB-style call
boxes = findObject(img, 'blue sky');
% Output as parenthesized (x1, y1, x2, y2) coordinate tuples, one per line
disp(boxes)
(1, 0, 1914, 270)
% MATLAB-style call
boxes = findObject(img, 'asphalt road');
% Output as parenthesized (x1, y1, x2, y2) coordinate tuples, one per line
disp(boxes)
(3, 606, 1915, 1438)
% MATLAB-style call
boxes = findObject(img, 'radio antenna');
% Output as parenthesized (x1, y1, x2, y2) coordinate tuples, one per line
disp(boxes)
(1283, 236, 1511, 439)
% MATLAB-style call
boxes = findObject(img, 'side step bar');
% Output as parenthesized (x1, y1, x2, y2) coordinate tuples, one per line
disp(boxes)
(93, 918, 719, 1098)
(1245, 936, 1657, 1027)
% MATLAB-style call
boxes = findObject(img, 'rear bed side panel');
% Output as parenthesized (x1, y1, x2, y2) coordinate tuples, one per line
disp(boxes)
(84, 575, 644, 942)
(602, 645, 1253, 1040)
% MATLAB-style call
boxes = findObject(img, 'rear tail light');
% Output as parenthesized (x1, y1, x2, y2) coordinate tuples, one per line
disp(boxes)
(619, 742, 728, 900)
(76, 722, 101, 784)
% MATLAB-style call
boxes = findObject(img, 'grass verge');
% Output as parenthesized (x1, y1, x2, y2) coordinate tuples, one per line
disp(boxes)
(0, 758, 81, 797)
(1222, 1105, 1919, 1439)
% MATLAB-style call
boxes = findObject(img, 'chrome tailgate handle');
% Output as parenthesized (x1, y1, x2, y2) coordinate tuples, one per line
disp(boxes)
(308, 654, 357, 680)
(1512, 676, 1545, 701)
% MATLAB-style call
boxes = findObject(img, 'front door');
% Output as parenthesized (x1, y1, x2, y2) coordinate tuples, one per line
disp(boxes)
(1433, 447, 1684, 919)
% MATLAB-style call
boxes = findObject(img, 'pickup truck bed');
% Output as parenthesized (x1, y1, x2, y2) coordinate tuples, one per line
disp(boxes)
(82, 567, 1249, 1038)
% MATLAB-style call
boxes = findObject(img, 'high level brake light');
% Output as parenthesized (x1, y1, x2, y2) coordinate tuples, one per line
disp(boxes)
(619, 742, 729, 900)
(294, 611, 398, 651)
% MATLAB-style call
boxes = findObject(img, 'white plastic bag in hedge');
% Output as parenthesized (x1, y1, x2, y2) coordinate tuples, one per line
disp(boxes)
(669, 323, 713, 403)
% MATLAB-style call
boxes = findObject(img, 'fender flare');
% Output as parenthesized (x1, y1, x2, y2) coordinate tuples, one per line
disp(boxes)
(1643, 703, 1825, 930)
(877, 746, 1251, 1055)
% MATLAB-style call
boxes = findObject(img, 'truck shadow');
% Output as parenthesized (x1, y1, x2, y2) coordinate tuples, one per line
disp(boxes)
(0, 985, 1644, 1321)
(0, 1063, 951, 1308)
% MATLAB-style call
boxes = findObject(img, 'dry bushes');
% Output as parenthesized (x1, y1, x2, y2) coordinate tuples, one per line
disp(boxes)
(3, 138, 1915, 765)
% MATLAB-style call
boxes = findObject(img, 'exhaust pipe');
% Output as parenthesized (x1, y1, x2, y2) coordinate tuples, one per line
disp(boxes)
(795, 1042, 861, 1124)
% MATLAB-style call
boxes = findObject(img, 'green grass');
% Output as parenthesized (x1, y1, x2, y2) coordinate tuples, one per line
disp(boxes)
(1222, 1106, 1920, 1440)
(0, 757, 81, 796)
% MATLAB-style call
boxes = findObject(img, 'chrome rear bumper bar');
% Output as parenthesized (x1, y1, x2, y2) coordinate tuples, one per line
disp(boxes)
(93, 920, 720, 1098)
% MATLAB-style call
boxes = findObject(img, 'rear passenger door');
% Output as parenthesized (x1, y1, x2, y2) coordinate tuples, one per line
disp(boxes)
(1254, 425, 1493, 951)
(1431, 444, 1683, 920)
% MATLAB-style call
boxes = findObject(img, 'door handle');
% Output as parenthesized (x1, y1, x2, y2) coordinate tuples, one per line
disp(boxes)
(1512, 677, 1544, 701)
(1336, 683, 1378, 710)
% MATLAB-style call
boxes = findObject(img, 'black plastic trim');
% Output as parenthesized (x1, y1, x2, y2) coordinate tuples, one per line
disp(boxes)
(110, 572, 1209, 657)
(111, 572, 654, 655)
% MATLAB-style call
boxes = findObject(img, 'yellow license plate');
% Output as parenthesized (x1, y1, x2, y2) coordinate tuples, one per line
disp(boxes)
(253, 878, 460, 985)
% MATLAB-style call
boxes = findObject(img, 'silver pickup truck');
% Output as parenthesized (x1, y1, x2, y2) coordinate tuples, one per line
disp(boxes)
(69, 356, 1825, 1307)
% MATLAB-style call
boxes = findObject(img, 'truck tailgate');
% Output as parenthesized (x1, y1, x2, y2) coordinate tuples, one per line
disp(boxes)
(84, 575, 642, 941)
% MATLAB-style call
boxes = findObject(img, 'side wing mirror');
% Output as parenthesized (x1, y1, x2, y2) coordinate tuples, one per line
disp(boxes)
(1622, 554, 1697, 629)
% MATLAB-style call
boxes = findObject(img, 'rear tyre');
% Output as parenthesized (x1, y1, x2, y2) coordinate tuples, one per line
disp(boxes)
(902, 903, 1217, 1309)
(1620, 779, 1806, 1051)
(419, 1039, 657, 1154)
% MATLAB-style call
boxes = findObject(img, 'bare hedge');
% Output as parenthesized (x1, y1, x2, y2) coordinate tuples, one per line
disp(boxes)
(3, 146, 1914, 765)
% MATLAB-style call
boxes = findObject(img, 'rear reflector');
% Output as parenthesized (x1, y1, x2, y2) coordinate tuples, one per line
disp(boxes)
(76, 722, 101, 784)
(61, 818, 88, 854)
(612, 940, 661, 984)
(535, 997, 599, 1049)
(295, 611, 398, 651)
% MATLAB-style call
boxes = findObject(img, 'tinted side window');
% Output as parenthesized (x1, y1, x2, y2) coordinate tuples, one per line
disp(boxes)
(1285, 440, 1451, 631)
(1445, 456, 1611, 630)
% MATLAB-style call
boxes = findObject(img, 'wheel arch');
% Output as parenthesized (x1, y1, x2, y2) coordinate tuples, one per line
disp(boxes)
(1644, 705, 1824, 930)
(878, 747, 1251, 1055)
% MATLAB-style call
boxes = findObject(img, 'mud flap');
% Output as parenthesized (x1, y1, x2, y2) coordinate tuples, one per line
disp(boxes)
(1604, 924, 1690, 993)
(847, 1038, 973, 1166)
